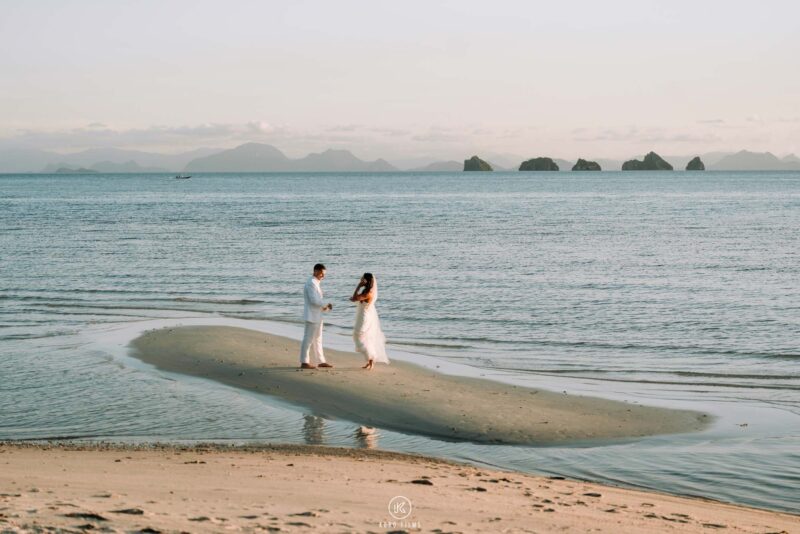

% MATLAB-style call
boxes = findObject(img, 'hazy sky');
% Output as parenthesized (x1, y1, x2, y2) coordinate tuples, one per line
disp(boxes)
(1, 0, 798, 161)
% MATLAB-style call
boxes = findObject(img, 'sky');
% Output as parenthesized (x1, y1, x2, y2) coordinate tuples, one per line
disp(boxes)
(1, 0, 799, 162)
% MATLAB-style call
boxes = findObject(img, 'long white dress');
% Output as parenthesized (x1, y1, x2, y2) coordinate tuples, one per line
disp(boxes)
(353, 283, 389, 364)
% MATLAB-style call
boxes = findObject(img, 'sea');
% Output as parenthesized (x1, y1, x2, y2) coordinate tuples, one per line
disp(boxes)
(1, 171, 798, 513)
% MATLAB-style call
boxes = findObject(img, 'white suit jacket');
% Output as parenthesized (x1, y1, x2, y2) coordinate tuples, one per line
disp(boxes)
(303, 275, 325, 323)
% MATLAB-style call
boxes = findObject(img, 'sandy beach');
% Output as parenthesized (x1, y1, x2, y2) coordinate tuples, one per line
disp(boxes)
(129, 325, 710, 446)
(1, 442, 796, 533)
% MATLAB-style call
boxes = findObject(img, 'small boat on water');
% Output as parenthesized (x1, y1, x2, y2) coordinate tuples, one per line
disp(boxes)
(175, 174, 191, 179)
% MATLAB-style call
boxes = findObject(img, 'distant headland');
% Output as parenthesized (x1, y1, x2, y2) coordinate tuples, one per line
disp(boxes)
(1, 143, 799, 173)
(55, 167, 98, 174)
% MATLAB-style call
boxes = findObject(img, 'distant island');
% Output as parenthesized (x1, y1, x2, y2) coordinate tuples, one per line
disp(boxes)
(709, 150, 796, 171)
(2, 143, 800, 173)
(55, 167, 98, 174)
(572, 158, 602, 171)
(519, 157, 559, 171)
(44, 160, 168, 174)
(686, 156, 705, 171)
(411, 161, 462, 172)
(622, 151, 673, 171)
(184, 143, 395, 173)
(463, 155, 493, 171)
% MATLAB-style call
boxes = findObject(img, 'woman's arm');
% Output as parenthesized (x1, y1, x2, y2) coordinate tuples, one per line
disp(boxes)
(350, 285, 373, 303)
(353, 288, 375, 303)
(350, 282, 366, 302)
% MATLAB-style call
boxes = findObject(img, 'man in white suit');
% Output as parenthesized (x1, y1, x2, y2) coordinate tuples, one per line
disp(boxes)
(300, 263, 334, 369)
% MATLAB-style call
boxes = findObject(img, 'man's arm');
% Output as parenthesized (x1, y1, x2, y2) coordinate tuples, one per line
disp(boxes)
(306, 282, 326, 308)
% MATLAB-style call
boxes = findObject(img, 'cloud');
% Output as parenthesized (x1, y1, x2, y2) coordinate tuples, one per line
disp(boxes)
(498, 128, 525, 139)
(368, 127, 410, 137)
(411, 132, 462, 143)
(697, 119, 725, 124)
(573, 127, 721, 144)
(653, 132, 722, 143)
(325, 124, 361, 133)
(0, 121, 291, 151)
(0, 119, 504, 157)
(572, 127, 636, 142)
(411, 125, 466, 143)
(245, 121, 276, 134)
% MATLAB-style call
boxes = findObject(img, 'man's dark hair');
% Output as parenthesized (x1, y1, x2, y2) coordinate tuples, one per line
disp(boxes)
(313, 263, 326, 272)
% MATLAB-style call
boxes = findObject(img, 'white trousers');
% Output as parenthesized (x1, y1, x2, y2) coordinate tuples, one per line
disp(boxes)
(300, 321, 326, 364)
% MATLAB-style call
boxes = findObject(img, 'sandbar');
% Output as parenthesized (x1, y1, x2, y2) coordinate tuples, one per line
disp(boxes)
(129, 325, 710, 445)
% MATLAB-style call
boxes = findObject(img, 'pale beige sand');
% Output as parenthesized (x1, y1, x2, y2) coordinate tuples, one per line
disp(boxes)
(129, 325, 710, 445)
(1, 443, 796, 534)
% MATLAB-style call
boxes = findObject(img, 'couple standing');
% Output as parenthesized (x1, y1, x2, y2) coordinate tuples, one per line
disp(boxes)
(300, 263, 389, 370)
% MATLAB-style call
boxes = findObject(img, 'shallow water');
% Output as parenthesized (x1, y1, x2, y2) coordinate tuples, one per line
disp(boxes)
(1, 171, 798, 512)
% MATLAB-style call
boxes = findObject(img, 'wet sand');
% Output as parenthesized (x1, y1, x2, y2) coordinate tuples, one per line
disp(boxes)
(1, 443, 796, 534)
(129, 325, 711, 445)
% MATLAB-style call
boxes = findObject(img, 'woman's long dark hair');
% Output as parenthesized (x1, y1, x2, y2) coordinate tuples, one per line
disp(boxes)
(360, 272, 374, 295)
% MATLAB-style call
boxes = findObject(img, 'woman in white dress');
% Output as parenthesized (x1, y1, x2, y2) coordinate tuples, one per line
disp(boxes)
(349, 273, 389, 370)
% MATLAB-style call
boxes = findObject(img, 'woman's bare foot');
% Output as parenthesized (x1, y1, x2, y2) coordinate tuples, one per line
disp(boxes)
(362, 360, 374, 370)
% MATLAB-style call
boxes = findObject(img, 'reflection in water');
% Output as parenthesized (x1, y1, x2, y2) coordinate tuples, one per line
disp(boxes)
(355, 425, 379, 449)
(304, 413, 378, 448)
(302, 414, 325, 445)
(3, 173, 799, 513)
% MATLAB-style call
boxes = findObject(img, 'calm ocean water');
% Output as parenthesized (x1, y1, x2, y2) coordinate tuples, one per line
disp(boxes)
(1, 172, 798, 512)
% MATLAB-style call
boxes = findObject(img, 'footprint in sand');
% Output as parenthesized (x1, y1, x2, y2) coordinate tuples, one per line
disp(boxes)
(111, 508, 144, 515)
(289, 511, 320, 517)
(64, 512, 107, 521)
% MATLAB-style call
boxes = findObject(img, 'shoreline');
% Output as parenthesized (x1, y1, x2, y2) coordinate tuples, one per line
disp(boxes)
(129, 325, 711, 446)
(1, 442, 797, 533)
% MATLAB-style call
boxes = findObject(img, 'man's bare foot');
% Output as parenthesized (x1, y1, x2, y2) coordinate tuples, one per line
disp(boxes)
(318, 362, 334, 368)
(300, 363, 317, 369)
